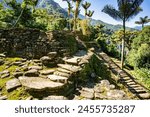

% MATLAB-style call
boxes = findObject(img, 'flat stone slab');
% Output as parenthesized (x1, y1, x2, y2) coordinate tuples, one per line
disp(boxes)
(138, 93, 150, 99)
(43, 96, 67, 100)
(0, 95, 7, 100)
(13, 72, 24, 78)
(48, 75, 68, 83)
(6, 78, 21, 92)
(57, 64, 81, 72)
(64, 57, 81, 65)
(24, 69, 39, 77)
(54, 71, 71, 77)
(57, 68, 72, 74)
(28, 66, 43, 70)
(40, 69, 55, 75)
(19, 76, 64, 91)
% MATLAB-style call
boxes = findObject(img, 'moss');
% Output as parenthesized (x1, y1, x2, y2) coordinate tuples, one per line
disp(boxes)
(5, 57, 22, 62)
(0, 77, 11, 88)
(2, 87, 30, 100)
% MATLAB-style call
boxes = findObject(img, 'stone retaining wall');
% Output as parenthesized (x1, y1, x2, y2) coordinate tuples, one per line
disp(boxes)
(0, 28, 78, 58)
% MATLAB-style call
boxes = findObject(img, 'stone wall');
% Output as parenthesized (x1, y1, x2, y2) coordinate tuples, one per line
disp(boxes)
(0, 28, 78, 58)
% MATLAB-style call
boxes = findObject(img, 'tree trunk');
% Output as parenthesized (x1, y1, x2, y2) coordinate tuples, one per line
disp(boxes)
(73, 1, 80, 31)
(13, 8, 24, 27)
(121, 20, 126, 69)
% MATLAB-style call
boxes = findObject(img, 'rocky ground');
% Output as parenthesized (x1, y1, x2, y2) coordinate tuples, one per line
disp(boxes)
(0, 50, 141, 100)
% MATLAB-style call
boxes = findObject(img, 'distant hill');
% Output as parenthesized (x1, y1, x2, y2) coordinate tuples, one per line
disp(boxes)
(37, 0, 68, 17)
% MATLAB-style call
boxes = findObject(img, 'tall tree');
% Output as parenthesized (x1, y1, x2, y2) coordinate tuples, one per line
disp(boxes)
(62, 0, 73, 30)
(102, 0, 144, 69)
(82, 1, 91, 18)
(12, 0, 38, 27)
(72, 0, 83, 31)
(135, 16, 150, 28)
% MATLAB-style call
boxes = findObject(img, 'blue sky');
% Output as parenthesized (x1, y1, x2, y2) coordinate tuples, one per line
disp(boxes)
(54, 0, 150, 28)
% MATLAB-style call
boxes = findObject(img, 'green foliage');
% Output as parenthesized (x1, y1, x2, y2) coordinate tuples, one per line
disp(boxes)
(132, 68, 150, 90)
(127, 26, 150, 69)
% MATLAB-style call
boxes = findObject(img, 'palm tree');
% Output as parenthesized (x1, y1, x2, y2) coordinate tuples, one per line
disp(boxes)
(135, 16, 150, 28)
(62, 0, 73, 30)
(72, 0, 83, 31)
(82, 1, 91, 18)
(102, 0, 144, 69)
(86, 10, 94, 18)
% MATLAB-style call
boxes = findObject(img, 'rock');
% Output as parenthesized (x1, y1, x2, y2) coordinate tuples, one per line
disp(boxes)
(64, 57, 81, 65)
(40, 56, 52, 65)
(1, 73, 10, 79)
(95, 93, 107, 99)
(0, 59, 4, 65)
(13, 61, 22, 66)
(107, 90, 126, 100)
(0, 53, 6, 57)
(0, 70, 9, 75)
(6, 78, 21, 92)
(19, 76, 65, 92)
(57, 68, 72, 74)
(54, 71, 71, 77)
(101, 80, 110, 86)
(40, 69, 55, 75)
(48, 75, 68, 83)
(94, 86, 105, 93)
(82, 87, 94, 93)
(57, 64, 81, 72)
(0, 95, 7, 100)
(13, 72, 24, 78)
(26, 96, 33, 100)
(43, 96, 67, 100)
(24, 69, 39, 77)
(47, 52, 57, 59)
(33, 59, 41, 63)
(110, 84, 115, 89)
(80, 90, 94, 99)
(0, 92, 2, 96)
(138, 93, 150, 99)
(28, 66, 43, 70)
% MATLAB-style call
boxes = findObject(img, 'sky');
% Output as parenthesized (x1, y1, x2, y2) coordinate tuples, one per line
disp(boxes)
(54, 0, 150, 28)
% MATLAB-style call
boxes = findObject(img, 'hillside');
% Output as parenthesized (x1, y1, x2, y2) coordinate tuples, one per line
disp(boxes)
(37, 0, 135, 31)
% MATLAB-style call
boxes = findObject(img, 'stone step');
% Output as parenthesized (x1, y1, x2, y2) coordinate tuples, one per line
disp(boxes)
(57, 64, 81, 72)
(53, 71, 71, 77)
(43, 95, 68, 100)
(129, 89, 147, 93)
(48, 75, 68, 83)
(57, 68, 72, 74)
(19, 76, 65, 92)
(138, 93, 150, 99)
(64, 57, 81, 65)
(40, 69, 55, 75)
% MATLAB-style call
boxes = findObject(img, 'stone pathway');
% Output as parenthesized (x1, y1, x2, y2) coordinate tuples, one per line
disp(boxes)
(98, 52, 150, 99)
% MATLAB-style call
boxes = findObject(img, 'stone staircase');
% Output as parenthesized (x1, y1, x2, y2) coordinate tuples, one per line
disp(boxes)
(98, 52, 150, 99)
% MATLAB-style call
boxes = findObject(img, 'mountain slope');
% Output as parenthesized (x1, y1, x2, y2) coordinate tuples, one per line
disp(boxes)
(37, 0, 68, 17)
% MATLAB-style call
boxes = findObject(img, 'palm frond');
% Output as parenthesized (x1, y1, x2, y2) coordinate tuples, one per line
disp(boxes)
(102, 5, 122, 21)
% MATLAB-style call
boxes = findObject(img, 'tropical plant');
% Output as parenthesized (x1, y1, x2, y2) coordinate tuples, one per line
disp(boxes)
(135, 16, 150, 28)
(82, 1, 91, 18)
(102, 0, 144, 69)
(86, 10, 94, 18)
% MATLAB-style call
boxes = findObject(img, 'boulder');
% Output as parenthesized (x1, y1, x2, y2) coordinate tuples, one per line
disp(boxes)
(40, 56, 52, 65)
(24, 69, 39, 77)
(6, 78, 21, 92)
(19, 76, 65, 92)
(47, 52, 57, 59)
